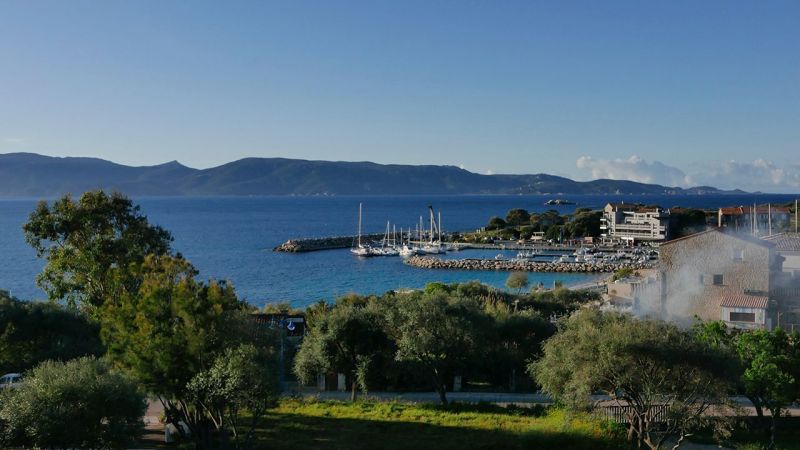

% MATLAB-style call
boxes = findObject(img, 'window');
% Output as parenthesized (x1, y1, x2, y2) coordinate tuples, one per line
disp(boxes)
(730, 312, 755, 322)
(713, 274, 723, 285)
(733, 249, 744, 261)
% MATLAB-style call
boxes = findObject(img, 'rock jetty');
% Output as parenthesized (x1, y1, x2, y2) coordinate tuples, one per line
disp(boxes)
(404, 256, 653, 273)
(274, 234, 385, 253)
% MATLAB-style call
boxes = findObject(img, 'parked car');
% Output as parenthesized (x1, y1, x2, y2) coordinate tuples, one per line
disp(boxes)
(0, 373, 22, 388)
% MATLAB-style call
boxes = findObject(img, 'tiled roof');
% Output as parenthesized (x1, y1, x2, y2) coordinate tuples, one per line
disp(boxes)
(720, 206, 790, 215)
(762, 233, 800, 251)
(661, 228, 776, 248)
(720, 294, 769, 309)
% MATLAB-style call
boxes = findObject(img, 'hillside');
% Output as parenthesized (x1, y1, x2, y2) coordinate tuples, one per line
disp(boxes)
(0, 153, 740, 197)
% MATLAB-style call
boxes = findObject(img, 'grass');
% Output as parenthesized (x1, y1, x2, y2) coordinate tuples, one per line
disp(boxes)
(248, 399, 625, 450)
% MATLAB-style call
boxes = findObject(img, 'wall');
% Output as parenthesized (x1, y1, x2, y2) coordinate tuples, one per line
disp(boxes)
(657, 231, 773, 325)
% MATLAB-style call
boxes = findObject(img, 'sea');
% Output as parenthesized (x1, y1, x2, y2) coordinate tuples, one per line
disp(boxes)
(1, 194, 797, 308)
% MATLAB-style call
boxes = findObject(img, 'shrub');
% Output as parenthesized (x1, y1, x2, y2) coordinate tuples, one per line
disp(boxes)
(0, 356, 145, 449)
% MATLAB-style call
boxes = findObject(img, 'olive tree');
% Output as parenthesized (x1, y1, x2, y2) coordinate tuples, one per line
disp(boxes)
(0, 356, 145, 449)
(505, 271, 529, 296)
(293, 302, 390, 401)
(386, 292, 490, 405)
(531, 310, 736, 450)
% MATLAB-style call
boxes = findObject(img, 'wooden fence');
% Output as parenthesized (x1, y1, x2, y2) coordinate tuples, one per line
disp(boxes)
(598, 404, 671, 424)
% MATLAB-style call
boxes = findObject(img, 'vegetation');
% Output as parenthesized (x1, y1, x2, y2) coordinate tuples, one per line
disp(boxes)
(694, 321, 800, 448)
(505, 271, 529, 296)
(532, 310, 737, 450)
(0, 356, 146, 449)
(467, 208, 601, 242)
(22, 190, 173, 312)
(99, 254, 277, 450)
(0, 290, 102, 373)
(294, 302, 390, 401)
(254, 399, 624, 450)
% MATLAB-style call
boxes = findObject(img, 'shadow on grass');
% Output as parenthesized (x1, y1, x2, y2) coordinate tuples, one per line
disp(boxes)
(415, 401, 550, 417)
(253, 410, 624, 450)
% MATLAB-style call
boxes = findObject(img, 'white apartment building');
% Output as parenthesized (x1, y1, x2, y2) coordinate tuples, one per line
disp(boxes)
(600, 203, 669, 243)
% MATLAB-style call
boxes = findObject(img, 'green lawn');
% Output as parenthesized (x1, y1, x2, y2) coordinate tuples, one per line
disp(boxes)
(250, 399, 625, 450)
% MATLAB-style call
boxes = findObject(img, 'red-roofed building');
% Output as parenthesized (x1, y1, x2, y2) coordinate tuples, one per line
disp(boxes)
(657, 229, 781, 330)
(718, 205, 791, 236)
(719, 293, 770, 329)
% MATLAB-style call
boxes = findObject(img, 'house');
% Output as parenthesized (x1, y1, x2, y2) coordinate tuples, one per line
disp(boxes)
(718, 205, 791, 236)
(762, 233, 800, 331)
(657, 229, 779, 330)
(600, 203, 669, 244)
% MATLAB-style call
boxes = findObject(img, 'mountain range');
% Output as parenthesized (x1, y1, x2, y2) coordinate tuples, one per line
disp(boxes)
(0, 152, 745, 197)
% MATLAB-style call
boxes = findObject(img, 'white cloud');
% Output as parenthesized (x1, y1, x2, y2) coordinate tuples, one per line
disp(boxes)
(3, 137, 26, 145)
(575, 155, 800, 193)
(576, 155, 693, 187)
(696, 159, 800, 192)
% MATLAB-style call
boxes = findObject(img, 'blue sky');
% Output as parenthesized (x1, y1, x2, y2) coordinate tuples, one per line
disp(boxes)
(0, 1, 798, 192)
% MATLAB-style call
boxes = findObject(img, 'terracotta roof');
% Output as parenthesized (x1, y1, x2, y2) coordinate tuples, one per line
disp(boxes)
(762, 233, 800, 251)
(719, 206, 790, 215)
(720, 294, 769, 309)
(661, 228, 776, 248)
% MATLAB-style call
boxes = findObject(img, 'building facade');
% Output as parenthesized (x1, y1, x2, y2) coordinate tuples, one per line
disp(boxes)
(657, 229, 779, 330)
(600, 203, 669, 244)
(718, 205, 791, 236)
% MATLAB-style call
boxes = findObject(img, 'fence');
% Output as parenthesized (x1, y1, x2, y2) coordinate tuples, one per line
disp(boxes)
(598, 404, 671, 424)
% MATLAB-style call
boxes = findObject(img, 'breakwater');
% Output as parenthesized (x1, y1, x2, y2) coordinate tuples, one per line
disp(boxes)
(274, 234, 385, 252)
(404, 256, 653, 273)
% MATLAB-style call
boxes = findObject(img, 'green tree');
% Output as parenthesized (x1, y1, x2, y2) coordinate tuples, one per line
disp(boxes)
(99, 255, 271, 450)
(387, 292, 490, 405)
(531, 310, 736, 450)
(0, 290, 103, 373)
(694, 321, 800, 446)
(736, 328, 798, 447)
(505, 271, 529, 296)
(505, 208, 530, 226)
(566, 210, 601, 238)
(486, 216, 507, 231)
(0, 356, 145, 449)
(293, 302, 391, 401)
(23, 191, 173, 311)
(186, 344, 278, 450)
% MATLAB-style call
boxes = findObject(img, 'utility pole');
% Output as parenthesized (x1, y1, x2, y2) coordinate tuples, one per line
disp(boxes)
(796, 199, 798, 233)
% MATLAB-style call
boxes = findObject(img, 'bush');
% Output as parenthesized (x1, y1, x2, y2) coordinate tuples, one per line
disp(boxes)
(0, 356, 146, 449)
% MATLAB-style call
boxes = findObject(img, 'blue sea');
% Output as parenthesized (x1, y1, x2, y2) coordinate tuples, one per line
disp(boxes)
(1, 194, 797, 308)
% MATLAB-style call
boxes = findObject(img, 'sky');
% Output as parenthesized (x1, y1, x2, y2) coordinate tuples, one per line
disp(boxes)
(0, 0, 798, 192)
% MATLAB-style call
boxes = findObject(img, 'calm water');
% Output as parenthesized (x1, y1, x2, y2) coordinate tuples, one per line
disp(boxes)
(1, 194, 796, 307)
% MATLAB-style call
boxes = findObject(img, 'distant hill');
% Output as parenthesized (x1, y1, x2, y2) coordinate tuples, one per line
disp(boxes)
(0, 152, 744, 197)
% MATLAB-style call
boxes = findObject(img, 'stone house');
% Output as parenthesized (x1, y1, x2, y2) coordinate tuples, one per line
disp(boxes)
(657, 229, 780, 330)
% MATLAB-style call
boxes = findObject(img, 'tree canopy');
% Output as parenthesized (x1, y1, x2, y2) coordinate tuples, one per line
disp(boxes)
(294, 302, 391, 401)
(0, 356, 145, 449)
(0, 290, 102, 373)
(23, 190, 173, 311)
(532, 310, 736, 450)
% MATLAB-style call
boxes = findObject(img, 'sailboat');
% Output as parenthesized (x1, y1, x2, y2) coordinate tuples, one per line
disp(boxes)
(419, 206, 445, 254)
(376, 221, 399, 256)
(398, 226, 421, 257)
(350, 203, 377, 257)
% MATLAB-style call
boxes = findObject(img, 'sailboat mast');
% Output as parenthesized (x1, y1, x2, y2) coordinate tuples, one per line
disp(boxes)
(438, 211, 442, 243)
(769, 203, 772, 235)
(357, 203, 362, 247)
